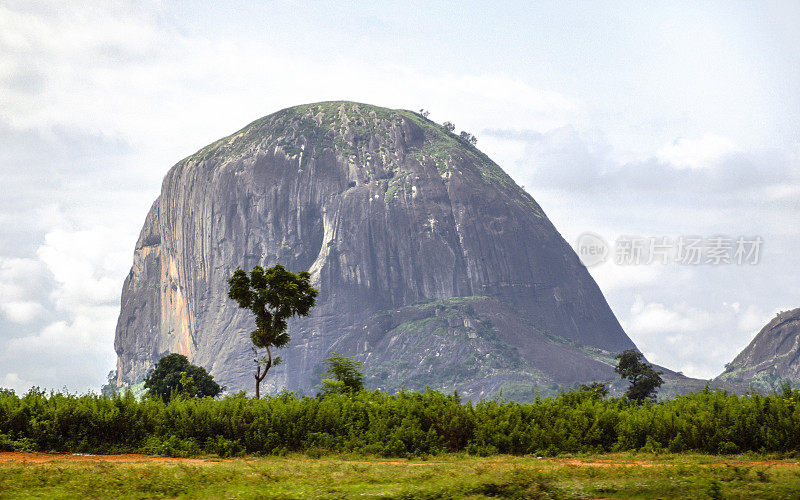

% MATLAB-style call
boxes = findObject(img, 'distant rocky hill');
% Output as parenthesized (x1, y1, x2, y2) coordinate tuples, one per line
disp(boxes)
(113, 100, 686, 399)
(716, 308, 800, 390)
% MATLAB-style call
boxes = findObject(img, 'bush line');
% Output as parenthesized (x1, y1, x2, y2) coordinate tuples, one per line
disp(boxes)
(1, 387, 799, 457)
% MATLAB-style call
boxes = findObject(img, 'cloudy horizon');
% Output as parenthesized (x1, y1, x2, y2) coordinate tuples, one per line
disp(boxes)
(1, 0, 798, 392)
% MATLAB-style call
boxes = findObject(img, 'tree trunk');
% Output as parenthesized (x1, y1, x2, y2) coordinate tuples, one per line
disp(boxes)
(253, 346, 272, 399)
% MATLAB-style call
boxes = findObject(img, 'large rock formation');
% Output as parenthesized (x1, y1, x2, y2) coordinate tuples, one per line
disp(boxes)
(716, 308, 800, 390)
(113, 101, 639, 399)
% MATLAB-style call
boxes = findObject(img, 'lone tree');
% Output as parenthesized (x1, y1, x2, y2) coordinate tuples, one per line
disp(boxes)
(319, 352, 364, 396)
(615, 349, 663, 403)
(144, 353, 222, 403)
(228, 264, 318, 398)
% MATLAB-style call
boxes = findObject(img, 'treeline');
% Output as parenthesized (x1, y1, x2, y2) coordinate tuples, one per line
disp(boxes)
(1, 387, 800, 458)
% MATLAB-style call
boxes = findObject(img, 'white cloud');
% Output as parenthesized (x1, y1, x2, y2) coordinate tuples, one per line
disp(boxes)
(36, 227, 128, 311)
(0, 300, 46, 324)
(0, 0, 583, 161)
(620, 297, 782, 379)
(625, 296, 710, 335)
(587, 261, 662, 293)
(2, 301, 120, 392)
(0, 223, 131, 392)
(656, 134, 739, 169)
(763, 184, 800, 201)
(7, 307, 117, 353)
(0, 257, 50, 301)
(0, 372, 32, 393)
(486, 126, 800, 198)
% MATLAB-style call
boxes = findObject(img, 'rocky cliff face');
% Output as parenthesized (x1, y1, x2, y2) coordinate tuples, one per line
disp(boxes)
(113, 101, 638, 399)
(716, 308, 800, 390)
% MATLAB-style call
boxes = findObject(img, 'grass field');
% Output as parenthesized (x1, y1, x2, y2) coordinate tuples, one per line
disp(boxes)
(2, 452, 800, 499)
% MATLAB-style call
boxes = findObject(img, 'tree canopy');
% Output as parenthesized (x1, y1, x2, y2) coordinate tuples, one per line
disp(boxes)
(319, 352, 364, 396)
(615, 349, 663, 403)
(228, 264, 318, 398)
(144, 353, 222, 403)
(459, 130, 478, 145)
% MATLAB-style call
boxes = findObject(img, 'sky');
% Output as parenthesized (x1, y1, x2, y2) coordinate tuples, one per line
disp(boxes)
(1, 0, 798, 392)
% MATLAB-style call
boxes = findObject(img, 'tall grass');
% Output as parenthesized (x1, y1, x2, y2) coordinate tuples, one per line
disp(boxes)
(1, 387, 799, 457)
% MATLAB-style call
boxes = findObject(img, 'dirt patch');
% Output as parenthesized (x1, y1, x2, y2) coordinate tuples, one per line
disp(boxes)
(0, 452, 212, 465)
(1, 452, 797, 469)
(557, 459, 658, 467)
(555, 458, 800, 468)
(0, 452, 442, 467)
(710, 460, 800, 468)
(327, 459, 445, 466)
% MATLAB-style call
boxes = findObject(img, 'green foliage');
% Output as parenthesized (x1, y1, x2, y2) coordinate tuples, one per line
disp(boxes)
(578, 382, 610, 399)
(143, 354, 221, 403)
(227, 264, 317, 350)
(142, 435, 200, 458)
(319, 353, 364, 396)
(708, 479, 724, 500)
(459, 130, 478, 145)
(615, 349, 664, 403)
(3, 386, 800, 459)
(228, 264, 318, 397)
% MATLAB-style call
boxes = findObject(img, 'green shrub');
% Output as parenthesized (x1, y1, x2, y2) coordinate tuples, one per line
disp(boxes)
(143, 435, 200, 457)
(2, 386, 800, 458)
(0, 433, 35, 452)
(205, 436, 244, 457)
